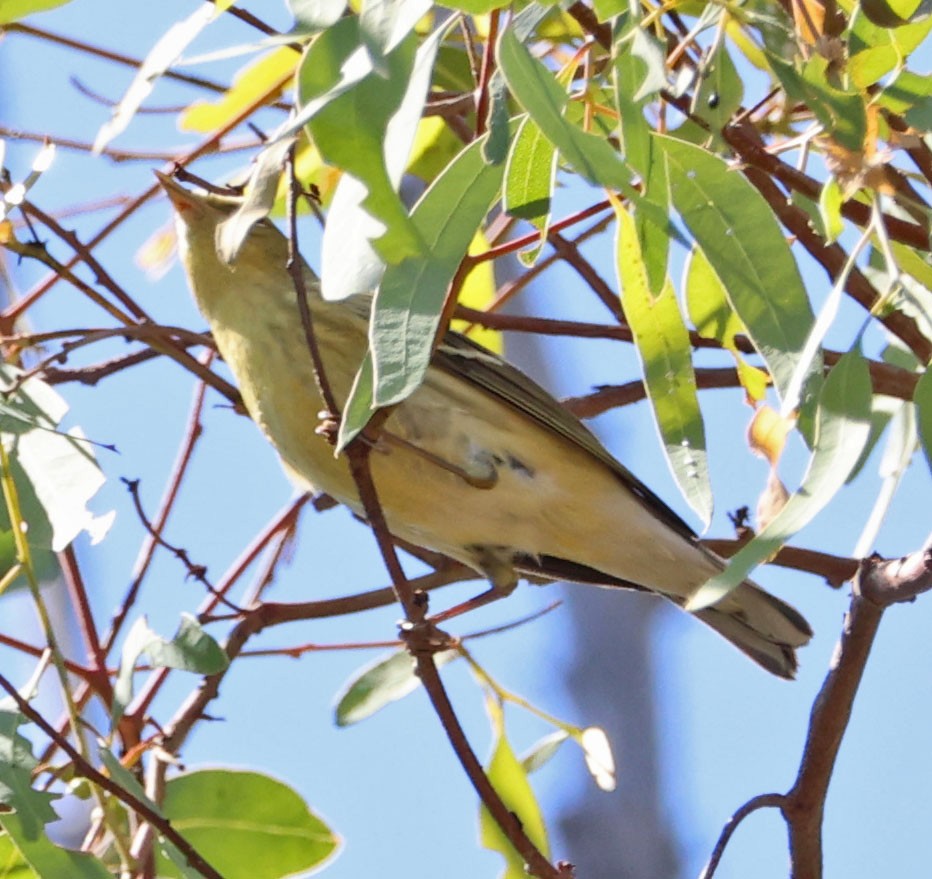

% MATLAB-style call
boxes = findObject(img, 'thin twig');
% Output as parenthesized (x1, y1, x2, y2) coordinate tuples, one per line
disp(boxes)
(0, 672, 224, 879)
(699, 793, 785, 879)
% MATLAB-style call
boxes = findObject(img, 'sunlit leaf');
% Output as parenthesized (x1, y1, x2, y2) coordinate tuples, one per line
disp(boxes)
(452, 230, 502, 354)
(577, 726, 616, 792)
(0, 366, 112, 583)
(479, 699, 549, 878)
(687, 349, 872, 609)
(158, 770, 339, 879)
(615, 202, 711, 526)
(684, 246, 769, 402)
(503, 115, 556, 264)
(180, 46, 298, 132)
(0, 0, 71, 25)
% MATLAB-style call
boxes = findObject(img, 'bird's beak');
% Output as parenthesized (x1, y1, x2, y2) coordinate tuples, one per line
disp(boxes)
(154, 170, 204, 222)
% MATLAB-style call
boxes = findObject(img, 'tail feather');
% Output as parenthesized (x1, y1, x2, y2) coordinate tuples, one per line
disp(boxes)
(695, 582, 813, 679)
(516, 554, 812, 678)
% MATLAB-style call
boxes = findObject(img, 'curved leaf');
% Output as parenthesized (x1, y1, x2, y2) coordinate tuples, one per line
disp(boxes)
(687, 348, 872, 610)
(661, 135, 817, 406)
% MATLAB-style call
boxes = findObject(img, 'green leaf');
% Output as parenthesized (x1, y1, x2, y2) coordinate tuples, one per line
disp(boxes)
(0, 0, 71, 25)
(878, 70, 932, 129)
(661, 135, 817, 405)
(0, 833, 36, 878)
(635, 147, 669, 295)
(437, 0, 510, 14)
(684, 246, 769, 402)
(0, 699, 110, 879)
(628, 25, 667, 103)
(504, 115, 557, 263)
(616, 204, 712, 526)
(479, 701, 549, 878)
(98, 748, 160, 814)
(301, 29, 424, 261)
(497, 27, 679, 244)
(861, 0, 926, 27)
(321, 22, 445, 301)
(819, 177, 844, 244)
(158, 770, 339, 879)
(612, 14, 652, 178)
(691, 40, 744, 134)
(687, 348, 872, 610)
(915, 368, 932, 472)
(0, 706, 57, 838)
(336, 133, 506, 445)
(333, 648, 458, 726)
(592, 0, 625, 20)
(0, 815, 110, 879)
(496, 28, 635, 197)
(765, 52, 867, 152)
(113, 615, 228, 724)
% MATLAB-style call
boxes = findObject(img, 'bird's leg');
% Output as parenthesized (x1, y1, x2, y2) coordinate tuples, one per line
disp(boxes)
(429, 547, 519, 624)
(381, 431, 499, 489)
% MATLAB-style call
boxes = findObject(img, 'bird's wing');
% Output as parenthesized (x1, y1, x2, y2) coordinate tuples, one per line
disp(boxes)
(432, 329, 697, 543)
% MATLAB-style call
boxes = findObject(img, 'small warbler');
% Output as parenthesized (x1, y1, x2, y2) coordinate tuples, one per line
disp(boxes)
(158, 173, 811, 678)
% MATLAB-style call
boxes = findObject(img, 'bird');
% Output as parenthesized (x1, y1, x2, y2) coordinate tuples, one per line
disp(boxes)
(157, 172, 812, 678)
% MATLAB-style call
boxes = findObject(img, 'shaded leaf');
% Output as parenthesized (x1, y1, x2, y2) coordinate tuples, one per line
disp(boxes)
(113, 615, 228, 724)
(662, 135, 817, 406)
(334, 648, 458, 726)
(765, 52, 867, 152)
(338, 132, 506, 446)
(520, 730, 569, 775)
(217, 136, 294, 264)
(497, 28, 638, 200)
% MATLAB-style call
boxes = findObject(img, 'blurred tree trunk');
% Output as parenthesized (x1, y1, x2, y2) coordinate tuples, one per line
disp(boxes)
(506, 306, 680, 879)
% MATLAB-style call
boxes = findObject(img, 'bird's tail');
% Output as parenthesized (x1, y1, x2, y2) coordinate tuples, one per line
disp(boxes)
(515, 554, 812, 679)
(694, 582, 812, 679)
